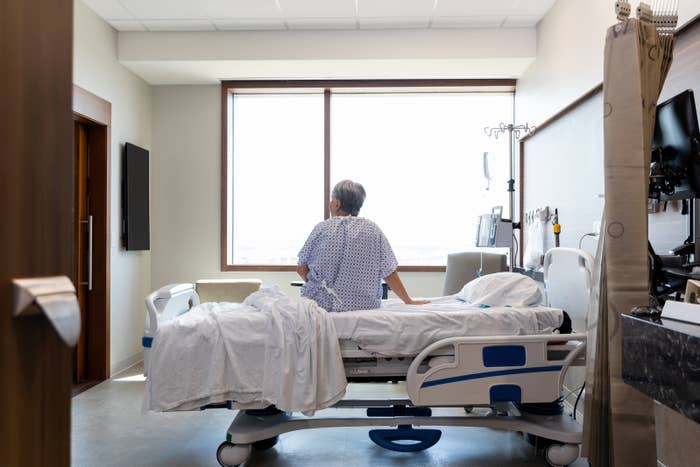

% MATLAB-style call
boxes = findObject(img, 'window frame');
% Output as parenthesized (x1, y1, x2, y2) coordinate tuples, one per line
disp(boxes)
(221, 79, 516, 272)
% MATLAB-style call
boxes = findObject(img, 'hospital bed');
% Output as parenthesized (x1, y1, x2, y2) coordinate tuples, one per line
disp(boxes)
(142, 248, 592, 467)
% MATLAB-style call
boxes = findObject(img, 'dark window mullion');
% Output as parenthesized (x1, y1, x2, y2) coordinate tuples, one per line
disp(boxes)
(324, 89, 331, 220)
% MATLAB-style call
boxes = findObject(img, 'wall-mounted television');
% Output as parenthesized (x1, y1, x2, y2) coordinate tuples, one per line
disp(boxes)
(122, 142, 150, 251)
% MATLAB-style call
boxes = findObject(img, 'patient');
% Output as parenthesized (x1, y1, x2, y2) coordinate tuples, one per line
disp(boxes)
(297, 179, 429, 312)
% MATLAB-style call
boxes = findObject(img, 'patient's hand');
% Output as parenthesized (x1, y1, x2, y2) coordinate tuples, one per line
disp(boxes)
(406, 299, 431, 305)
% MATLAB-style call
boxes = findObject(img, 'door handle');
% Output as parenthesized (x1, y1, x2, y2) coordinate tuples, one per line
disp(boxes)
(88, 214, 93, 291)
(13, 276, 81, 347)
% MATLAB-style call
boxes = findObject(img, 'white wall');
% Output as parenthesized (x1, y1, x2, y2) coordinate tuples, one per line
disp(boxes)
(74, 0, 153, 374)
(118, 28, 536, 84)
(516, 0, 699, 126)
(151, 85, 445, 298)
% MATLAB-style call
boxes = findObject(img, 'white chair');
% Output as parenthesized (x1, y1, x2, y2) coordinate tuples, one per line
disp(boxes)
(442, 252, 507, 295)
(195, 279, 262, 303)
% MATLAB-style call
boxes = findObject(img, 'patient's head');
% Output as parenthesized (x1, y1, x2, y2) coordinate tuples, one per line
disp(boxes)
(331, 180, 366, 216)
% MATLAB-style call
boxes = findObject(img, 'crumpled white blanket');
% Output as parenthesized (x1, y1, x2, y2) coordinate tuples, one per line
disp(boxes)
(143, 286, 346, 414)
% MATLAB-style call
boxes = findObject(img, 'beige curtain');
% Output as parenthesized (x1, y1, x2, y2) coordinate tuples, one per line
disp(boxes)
(583, 18, 674, 466)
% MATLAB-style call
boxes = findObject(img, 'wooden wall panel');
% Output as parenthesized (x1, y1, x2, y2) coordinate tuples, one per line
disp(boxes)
(0, 0, 74, 466)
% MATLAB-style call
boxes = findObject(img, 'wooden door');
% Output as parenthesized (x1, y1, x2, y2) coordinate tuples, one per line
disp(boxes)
(0, 0, 74, 466)
(74, 122, 89, 383)
(73, 86, 112, 384)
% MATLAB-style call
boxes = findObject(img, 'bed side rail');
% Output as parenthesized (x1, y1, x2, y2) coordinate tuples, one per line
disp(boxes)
(406, 333, 586, 407)
(143, 283, 198, 375)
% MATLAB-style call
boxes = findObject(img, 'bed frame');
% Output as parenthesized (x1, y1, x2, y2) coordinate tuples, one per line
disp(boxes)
(143, 271, 588, 467)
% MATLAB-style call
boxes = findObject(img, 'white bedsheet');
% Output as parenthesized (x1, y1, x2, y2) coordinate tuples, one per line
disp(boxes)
(144, 288, 345, 414)
(332, 296, 563, 356)
(144, 291, 563, 413)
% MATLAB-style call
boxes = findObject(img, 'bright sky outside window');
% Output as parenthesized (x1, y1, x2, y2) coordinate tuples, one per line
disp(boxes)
(228, 90, 512, 267)
(231, 93, 324, 265)
(330, 93, 512, 266)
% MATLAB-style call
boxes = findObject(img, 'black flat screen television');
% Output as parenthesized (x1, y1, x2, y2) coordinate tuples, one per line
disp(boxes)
(122, 142, 150, 250)
(650, 89, 700, 200)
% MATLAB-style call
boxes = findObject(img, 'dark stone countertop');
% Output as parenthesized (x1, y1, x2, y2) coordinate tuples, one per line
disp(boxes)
(621, 313, 700, 423)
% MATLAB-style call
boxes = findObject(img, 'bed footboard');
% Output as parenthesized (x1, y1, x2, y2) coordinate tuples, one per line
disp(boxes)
(406, 333, 586, 407)
(143, 283, 199, 375)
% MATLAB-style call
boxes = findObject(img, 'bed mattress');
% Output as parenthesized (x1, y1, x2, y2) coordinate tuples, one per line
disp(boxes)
(330, 296, 562, 356)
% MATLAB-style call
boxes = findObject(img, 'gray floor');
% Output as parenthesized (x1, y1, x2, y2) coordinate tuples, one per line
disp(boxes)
(72, 363, 588, 466)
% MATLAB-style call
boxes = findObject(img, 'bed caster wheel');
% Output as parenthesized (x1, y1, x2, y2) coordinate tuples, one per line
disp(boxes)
(463, 405, 474, 413)
(252, 435, 279, 451)
(544, 443, 579, 467)
(216, 441, 251, 467)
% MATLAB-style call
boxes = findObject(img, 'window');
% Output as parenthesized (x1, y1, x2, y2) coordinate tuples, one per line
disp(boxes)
(229, 93, 324, 266)
(222, 81, 514, 271)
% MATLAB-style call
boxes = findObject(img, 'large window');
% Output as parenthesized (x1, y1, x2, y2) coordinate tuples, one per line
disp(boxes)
(230, 93, 324, 266)
(223, 81, 514, 271)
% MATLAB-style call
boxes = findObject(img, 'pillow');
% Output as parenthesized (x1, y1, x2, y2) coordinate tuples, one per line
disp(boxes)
(456, 272, 543, 307)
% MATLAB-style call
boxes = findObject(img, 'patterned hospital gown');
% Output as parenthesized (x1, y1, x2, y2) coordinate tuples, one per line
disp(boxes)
(298, 216, 399, 312)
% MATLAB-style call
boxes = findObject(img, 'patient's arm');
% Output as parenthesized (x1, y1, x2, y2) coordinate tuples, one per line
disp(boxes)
(384, 271, 430, 305)
(297, 264, 309, 282)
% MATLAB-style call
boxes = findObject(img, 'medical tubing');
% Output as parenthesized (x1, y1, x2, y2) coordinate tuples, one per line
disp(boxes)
(561, 384, 585, 404)
(573, 382, 585, 420)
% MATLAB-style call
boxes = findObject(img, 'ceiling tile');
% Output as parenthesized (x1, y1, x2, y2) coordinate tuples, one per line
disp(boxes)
(502, 15, 540, 28)
(120, 0, 208, 20)
(82, 0, 135, 20)
(142, 20, 217, 31)
(213, 18, 286, 30)
(512, 0, 557, 16)
(357, 0, 435, 17)
(359, 17, 430, 29)
(107, 19, 147, 31)
(204, 0, 282, 19)
(432, 16, 505, 28)
(278, 0, 356, 19)
(434, 0, 519, 16)
(286, 17, 357, 29)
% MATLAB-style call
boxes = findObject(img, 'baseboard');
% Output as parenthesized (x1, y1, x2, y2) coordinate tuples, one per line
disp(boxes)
(110, 350, 144, 377)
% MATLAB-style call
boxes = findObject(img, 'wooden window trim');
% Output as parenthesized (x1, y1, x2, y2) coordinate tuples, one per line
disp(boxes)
(221, 79, 516, 272)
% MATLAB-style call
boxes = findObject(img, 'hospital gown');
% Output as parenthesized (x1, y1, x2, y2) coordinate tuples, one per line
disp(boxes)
(298, 216, 398, 312)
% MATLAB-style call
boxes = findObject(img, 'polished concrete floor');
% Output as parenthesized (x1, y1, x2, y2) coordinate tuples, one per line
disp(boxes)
(72, 363, 588, 466)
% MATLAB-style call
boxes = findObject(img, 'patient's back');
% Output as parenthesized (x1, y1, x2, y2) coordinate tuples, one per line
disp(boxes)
(299, 216, 398, 312)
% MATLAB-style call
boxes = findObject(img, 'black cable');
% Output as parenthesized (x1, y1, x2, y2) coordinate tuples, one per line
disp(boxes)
(573, 382, 585, 420)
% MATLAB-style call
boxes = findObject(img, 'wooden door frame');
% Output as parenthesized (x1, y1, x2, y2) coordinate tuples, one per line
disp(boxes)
(72, 85, 111, 380)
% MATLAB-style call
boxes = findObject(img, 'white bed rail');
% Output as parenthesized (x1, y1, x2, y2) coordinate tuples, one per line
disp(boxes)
(406, 333, 586, 407)
(143, 283, 199, 375)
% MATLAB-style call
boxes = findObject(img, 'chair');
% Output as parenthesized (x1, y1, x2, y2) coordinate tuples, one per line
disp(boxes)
(195, 279, 262, 303)
(442, 252, 507, 295)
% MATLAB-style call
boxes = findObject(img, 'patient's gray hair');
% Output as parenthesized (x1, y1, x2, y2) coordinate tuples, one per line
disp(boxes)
(332, 180, 366, 216)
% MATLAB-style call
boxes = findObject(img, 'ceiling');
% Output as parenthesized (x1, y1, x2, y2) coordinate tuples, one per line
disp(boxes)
(82, 0, 556, 32)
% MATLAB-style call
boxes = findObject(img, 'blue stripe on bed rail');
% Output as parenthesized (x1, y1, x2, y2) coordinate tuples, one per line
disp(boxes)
(421, 365, 562, 388)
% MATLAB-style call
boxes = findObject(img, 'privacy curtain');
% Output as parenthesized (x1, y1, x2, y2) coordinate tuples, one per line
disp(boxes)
(584, 17, 674, 466)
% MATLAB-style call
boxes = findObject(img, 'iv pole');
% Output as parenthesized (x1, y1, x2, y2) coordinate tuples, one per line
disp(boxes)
(484, 122, 535, 271)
